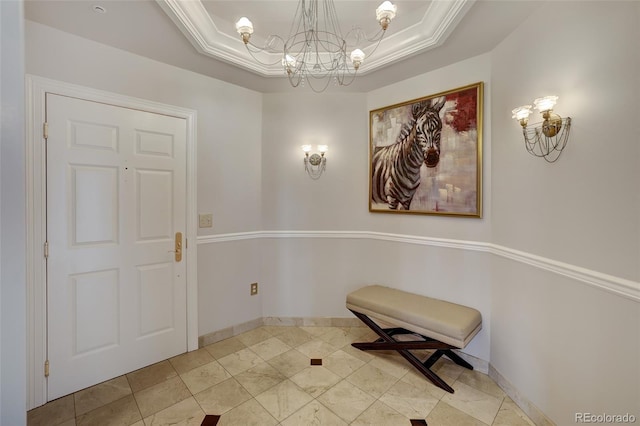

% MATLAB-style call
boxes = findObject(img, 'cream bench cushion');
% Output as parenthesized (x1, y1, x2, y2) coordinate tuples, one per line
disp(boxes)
(346, 285, 482, 348)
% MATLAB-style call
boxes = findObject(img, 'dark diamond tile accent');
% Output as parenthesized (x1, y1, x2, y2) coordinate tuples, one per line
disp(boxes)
(310, 358, 322, 366)
(410, 420, 428, 426)
(201, 414, 221, 426)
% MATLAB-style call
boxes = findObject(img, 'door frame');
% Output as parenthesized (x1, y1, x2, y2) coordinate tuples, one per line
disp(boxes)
(26, 75, 199, 409)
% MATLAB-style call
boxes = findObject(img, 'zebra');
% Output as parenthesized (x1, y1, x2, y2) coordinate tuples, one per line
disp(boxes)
(371, 97, 446, 210)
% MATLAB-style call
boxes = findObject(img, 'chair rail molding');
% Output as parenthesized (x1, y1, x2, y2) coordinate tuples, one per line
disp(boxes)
(197, 230, 640, 303)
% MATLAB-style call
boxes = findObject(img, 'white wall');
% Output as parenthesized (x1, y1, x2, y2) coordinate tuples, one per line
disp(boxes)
(1, 1, 27, 424)
(255, 55, 493, 361)
(25, 20, 264, 339)
(490, 1, 640, 423)
(23, 3, 640, 424)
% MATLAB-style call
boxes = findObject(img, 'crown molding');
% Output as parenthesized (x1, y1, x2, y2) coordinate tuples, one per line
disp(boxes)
(197, 230, 640, 303)
(156, 0, 475, 77)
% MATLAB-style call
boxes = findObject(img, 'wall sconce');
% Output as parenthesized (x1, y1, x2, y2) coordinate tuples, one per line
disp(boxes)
(302, 144, 328, 179)
(512, 95, 572, 163)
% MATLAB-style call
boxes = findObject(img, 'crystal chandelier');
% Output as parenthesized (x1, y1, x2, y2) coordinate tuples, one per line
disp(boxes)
(235, 0, 397, 92)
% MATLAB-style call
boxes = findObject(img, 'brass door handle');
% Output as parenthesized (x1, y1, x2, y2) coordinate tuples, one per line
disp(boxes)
(173, 232, 182, 262)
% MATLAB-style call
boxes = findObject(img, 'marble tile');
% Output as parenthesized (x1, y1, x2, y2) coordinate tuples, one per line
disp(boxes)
(194, 378, 252, 414)
(290, 366, 341, 398)
(299, 326, 336, 336)
(400, 366, 451, 400)
(261, 325, 291, 336)
(295, 339, 339, 359)
(133, 376, 191, 418)
(169, 348, 215, 375)
(234, 362, 286, 396)
(217, 398, 278, 426)
(27, 394, 75, 426)
(126, 361, 177, 393)
(74, 375, 132, 417)
(274, 327, 314, 348)
(351, 400, 409, 426)
(232, 318, 264, 335)
(235, 327, 273, 346)
(263, 317, 302, 327)
(58, 419, 76, 426)
(330, 318, 364, 328)
(267, 349, 311, 378)
(142, 397, 205, 426)
(339, 343, 374, 363)
(493, 397, 536, 426)
(433, 357, 467, 380)
(76, 395, 141, 426)
(317, 327, 363, 348)
(367, 352, 412, 379)
(130, 421, 144, 426)
(457, 369, 507, 400)
(180, 360, 231, 395)
(317, 380, 375, 423)
(379, 379, 439, 419)
(346, 364, 399, 398)
(323, 349, 366, 378)
(426, 401, 486, 426)
(280, 400, 348, 426)
(198, 326, 233, 348)
(249, 337, 291, 361)
(441, 381, 502, 425)
(254, 379, 313, 422)
(217, 347, 263, 376)
(488, 365, 554, 426)
(301, 318, 334, 327)
(204, 336, 246, 359)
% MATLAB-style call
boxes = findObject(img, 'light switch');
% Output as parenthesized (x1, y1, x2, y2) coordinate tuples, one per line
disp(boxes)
(199, 213, 213, 228)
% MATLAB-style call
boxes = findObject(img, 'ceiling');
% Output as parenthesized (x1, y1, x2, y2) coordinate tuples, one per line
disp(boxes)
(24, 0, 542, 93)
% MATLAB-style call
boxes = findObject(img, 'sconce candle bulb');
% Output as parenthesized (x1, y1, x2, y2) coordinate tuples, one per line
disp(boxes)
(512, 95, 571, 163)
(533, 95, 558, 112)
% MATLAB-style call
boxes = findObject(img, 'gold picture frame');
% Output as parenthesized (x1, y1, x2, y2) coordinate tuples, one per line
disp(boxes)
(369, 82, 483, 217)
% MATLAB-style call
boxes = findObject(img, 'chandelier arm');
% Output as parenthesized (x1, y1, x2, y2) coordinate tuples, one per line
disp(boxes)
(302, 72, 335, 93)
(243, 46, 286, 67)
(288, 0, 306, 40)
(362, 35, 386, 62)
(238, 0, 396, 92)
(324, 0, 344, 40)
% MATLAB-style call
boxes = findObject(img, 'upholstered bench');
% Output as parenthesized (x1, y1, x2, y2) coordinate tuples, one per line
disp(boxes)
(346, 285, 482, 393)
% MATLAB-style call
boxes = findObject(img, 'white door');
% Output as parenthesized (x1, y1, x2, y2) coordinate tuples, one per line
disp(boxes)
(46, 93, 187, 399)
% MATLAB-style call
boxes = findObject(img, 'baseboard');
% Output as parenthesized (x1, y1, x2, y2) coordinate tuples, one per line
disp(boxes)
(198, 316, 363, 347)
(489, 364, 556, 426)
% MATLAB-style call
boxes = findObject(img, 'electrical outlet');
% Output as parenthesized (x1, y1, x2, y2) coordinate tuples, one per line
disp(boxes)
(250, 282, 258, 296)
(198, 213, 213, 228)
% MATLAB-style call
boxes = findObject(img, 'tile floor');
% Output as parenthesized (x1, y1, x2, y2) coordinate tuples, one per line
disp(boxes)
(27, 325, 536, 426)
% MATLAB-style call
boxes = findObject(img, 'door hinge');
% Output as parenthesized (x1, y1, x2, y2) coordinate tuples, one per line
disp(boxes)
(185, 238, 188, 249)
(43, 122, 49, 140)
(44, 360, 50, 377)
(44, 241, 49, 259)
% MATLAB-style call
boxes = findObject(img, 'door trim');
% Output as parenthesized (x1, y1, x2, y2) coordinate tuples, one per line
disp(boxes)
(26, 75, 198, 409)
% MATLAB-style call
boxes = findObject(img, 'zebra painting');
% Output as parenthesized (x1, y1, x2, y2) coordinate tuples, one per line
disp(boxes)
(371, 97, 446, 210)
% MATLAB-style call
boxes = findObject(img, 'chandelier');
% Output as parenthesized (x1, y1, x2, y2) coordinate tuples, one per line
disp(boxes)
(235, 0, 397, 92)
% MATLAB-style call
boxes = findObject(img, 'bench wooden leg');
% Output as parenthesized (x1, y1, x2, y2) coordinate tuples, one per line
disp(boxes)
(350, 310, 473, 394)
